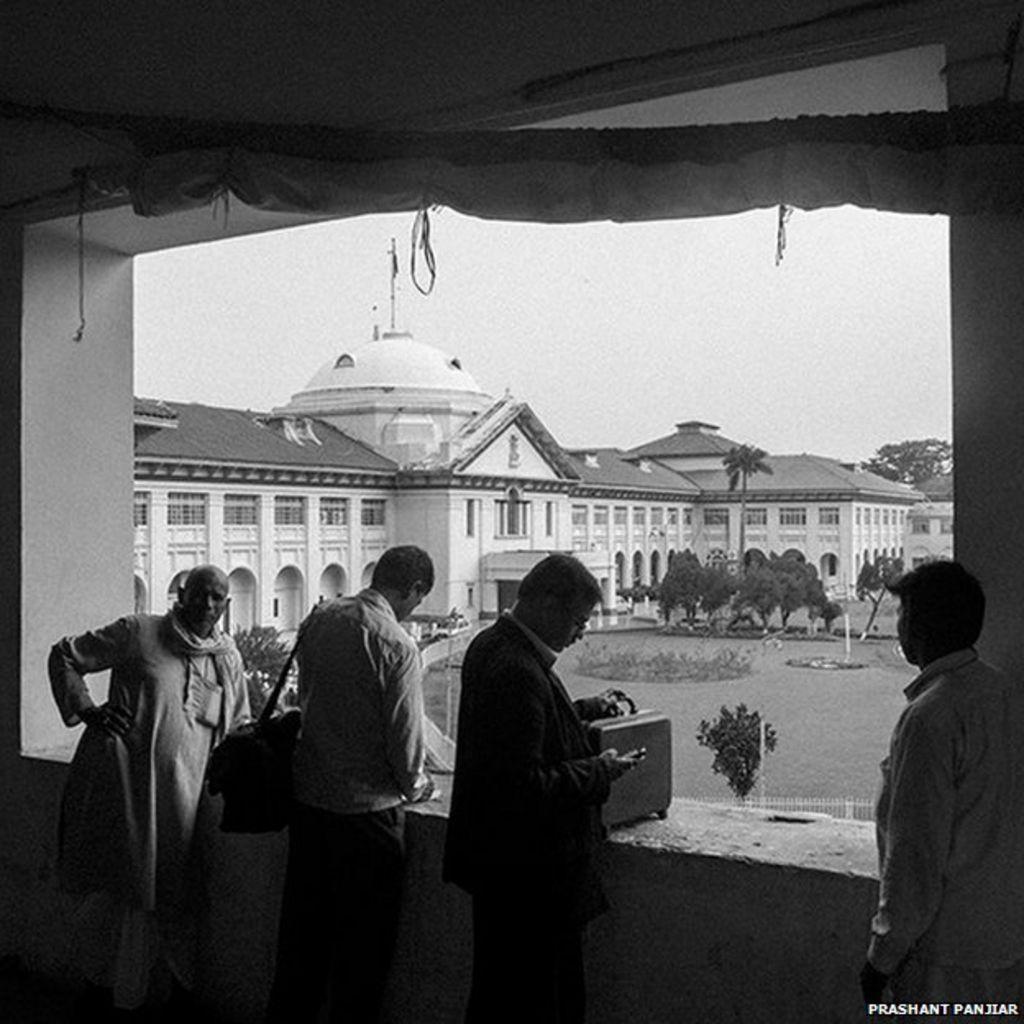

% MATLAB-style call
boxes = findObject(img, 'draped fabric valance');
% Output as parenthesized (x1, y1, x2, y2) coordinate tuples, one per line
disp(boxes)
(86, 103, 1024, 223)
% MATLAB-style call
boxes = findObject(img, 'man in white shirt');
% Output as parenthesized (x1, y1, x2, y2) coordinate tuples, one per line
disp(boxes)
(862, 560, 1024, 1007)
(266, 545, 436, 1024)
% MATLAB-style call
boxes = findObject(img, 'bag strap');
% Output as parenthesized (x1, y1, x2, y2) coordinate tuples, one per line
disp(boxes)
(257, 608, 315, 729)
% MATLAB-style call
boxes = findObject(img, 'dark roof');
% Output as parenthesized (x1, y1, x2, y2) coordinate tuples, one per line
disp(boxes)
(565, 448, 699, 495)
(917, 473, 954, 501)
(134, 397, 178, 420)
(683, 454, 922, 501)
(627, 425, 742, 458)
(134, 401, 396, 472)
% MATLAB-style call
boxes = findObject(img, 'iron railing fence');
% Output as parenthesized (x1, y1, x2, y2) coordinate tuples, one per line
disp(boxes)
(679, 794, 875, 821)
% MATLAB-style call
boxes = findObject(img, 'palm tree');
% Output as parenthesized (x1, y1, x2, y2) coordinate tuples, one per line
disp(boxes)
(723, 444, 773, 571)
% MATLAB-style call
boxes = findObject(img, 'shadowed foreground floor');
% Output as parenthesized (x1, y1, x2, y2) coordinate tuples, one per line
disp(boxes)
(0, 962, 76, 1024)
(0, 961, 232, 1024)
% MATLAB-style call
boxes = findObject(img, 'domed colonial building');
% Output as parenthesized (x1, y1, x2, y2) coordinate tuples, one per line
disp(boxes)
(132, 326, 919, 634)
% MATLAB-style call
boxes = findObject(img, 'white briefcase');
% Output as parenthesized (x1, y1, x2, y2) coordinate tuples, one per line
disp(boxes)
(591, 710, 673, 828)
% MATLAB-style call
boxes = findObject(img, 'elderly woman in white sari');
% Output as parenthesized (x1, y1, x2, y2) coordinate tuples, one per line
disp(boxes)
(49, 564, 250, 1017)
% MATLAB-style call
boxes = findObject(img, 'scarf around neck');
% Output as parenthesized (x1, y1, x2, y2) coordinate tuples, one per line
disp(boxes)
(165, 604, 235, 658)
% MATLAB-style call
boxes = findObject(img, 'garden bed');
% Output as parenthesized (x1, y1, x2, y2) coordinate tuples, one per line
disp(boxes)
(575, 642, 755, 684)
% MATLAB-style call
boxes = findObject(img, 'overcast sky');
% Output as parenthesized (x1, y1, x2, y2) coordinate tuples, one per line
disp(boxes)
(133, 47, 950, 465)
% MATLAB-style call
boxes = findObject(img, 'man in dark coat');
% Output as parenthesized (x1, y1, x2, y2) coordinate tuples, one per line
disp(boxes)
(444, 553, 642, 1024)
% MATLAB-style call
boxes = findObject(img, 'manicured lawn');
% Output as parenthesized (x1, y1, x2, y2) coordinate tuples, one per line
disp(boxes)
(426, 618, 914, 804)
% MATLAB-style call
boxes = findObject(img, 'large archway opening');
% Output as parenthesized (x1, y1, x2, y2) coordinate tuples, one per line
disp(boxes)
(133, 575, 148, 615)
(166, 570, 190, 609)
(319, 564, 347, 602)
(274, 566, 305, 632)
(228, 567, 258, 633)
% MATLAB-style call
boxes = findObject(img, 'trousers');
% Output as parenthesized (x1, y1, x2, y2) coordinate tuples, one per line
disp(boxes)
(890, 951, 1024, 1019)
(465, 881, 586, 1024)
(265, 802, 405, 1024)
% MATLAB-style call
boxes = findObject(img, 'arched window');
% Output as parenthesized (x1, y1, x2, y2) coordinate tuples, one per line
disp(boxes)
(134, 575, 148, 615)
(228, 567, 258, 632)
(632, 550, 644, 586)
(497, 486, 529, 537)
(614, 552, 626, 591)
(319, 564, 347, 601)
(274, 566, 305, 632)
(507, 487, 521, 536)
(744, 548, 767, 569)
(166, 570, 190, 609)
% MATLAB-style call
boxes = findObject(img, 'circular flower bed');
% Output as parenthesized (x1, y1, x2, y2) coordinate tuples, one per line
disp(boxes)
(785, 657, 866, 670)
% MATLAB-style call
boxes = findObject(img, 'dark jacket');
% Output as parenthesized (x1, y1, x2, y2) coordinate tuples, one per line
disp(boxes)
(443, 616, 612, 905)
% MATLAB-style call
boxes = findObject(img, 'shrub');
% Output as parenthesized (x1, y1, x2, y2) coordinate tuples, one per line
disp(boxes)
(696, 703, 778, 800)
(233, 625, 293, 716)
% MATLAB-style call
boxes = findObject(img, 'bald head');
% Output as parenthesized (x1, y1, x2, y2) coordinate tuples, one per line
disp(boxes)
(178, 564, 230, 637)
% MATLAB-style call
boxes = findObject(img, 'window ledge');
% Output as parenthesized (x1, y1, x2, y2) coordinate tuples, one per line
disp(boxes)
(411, 792, 878, 878)
(607, 798, 877, 877)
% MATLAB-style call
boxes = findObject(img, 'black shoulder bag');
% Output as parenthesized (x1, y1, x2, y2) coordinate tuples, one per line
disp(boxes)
(207, 630, 305, 834)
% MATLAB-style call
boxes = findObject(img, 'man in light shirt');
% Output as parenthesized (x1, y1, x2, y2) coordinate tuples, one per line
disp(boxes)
(862, 560, 1024, 1007)
(266, 545, 436, 1024)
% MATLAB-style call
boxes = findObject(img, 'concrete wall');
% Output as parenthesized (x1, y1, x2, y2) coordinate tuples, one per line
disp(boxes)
(186, 800, 878, 1024)
(588, 841, 876, 1023)
(946, 36, 1024, 681)
(20, 224, 134, 759)
(0, 219, 136, 982)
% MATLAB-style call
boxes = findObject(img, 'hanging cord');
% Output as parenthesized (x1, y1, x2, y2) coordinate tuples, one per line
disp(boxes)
(210, 183, 231, 229)
(410, 207, 437, 295)
(72, 173, 87, 343)
(774, 203, 793, 266)
(1003, 13, 1022, 101)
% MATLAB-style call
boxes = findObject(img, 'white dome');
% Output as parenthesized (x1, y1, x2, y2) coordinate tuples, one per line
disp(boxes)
(277, 328, 494, 464)
(295, 330, 485, 399)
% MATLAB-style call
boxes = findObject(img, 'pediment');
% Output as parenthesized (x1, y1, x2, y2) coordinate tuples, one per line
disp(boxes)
(456, 421, 562, 480)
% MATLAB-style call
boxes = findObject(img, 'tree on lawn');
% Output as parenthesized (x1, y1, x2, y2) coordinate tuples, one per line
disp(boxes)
(697, 703, 778, 801)
(733, 564, 782, 629)
(658, 550, 703, 624)
(769, 553, 818, 629)
(863, 439, 952, 486)
(722, 444, 773, 570)
(821, 600, 844, 632)
(855, 555, 904, 639)
(806, 578, 843, 634)
(700, 565, 738, 628)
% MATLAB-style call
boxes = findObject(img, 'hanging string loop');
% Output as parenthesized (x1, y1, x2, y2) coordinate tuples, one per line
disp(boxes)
(210, 183, 231, 228)
(775, 203, 793, 266)
(72, 172, 87, 343)
(411, 207, 437, 295)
